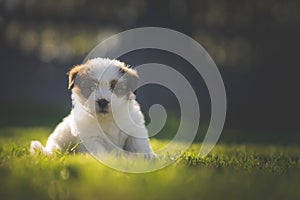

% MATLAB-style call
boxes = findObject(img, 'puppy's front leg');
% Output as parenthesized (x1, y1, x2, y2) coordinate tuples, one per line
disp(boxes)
(30, 116, 77, 155)
(124, 136, 156, 159)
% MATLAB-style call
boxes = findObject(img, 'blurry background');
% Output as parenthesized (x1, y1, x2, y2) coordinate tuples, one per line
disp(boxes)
(0, 0, 299, 144)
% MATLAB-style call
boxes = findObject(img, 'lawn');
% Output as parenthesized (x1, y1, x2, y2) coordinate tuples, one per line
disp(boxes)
(0, 127, 299, 200)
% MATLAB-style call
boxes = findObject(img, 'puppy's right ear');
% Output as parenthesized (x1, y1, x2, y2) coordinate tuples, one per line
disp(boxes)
(67, 65, 82, 90)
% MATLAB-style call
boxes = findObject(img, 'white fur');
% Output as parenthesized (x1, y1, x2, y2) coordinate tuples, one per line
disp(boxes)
(30, 58, 155, 159)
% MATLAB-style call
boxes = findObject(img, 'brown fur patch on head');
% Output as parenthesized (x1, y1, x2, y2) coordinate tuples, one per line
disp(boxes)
(67, 61, 90, 90)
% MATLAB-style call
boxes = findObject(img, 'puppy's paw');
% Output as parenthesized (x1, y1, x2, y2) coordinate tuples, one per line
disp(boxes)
(30, 140, 45, 155)
(144, 152, 157, 160)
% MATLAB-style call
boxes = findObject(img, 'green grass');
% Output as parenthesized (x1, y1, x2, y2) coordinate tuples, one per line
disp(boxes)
(0, 127, 300, 200)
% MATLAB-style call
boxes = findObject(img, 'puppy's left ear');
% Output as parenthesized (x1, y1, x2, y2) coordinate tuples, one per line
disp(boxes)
(67, 65, 83, 90)
(120, 66, 139, 93)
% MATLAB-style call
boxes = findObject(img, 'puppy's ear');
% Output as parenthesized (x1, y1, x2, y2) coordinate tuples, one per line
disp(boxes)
(119, 65, 139, 92)
(67, 64, 86, 90)
(67, 66, 79, 90)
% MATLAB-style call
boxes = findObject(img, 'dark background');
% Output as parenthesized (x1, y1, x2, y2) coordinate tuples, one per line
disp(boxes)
(0, 0, 299, 144)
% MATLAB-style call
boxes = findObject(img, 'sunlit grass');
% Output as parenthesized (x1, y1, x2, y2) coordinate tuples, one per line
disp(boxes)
(0, 127, 300, 200)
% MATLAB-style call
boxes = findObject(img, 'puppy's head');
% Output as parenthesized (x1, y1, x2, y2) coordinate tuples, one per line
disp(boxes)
(68, 58, 138, 115)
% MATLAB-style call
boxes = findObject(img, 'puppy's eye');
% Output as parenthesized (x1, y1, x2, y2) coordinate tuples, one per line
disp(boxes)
(90, 85, 96, 91)
(110, 80, 117, 91)
(110, 79, 128, 95)
(92, 82, 99, 90)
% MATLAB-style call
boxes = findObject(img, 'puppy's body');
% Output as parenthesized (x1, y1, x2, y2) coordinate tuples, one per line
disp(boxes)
(30, 58, 155, 158)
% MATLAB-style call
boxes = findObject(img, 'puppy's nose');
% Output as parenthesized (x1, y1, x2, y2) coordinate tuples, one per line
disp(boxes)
(97, 99, 109, 108)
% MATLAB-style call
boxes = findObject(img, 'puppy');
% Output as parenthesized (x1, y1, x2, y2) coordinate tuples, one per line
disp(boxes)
(30, 58, 155, 159)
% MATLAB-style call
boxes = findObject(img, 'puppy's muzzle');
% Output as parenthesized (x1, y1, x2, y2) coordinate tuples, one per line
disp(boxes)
(96, 99, 109, 113)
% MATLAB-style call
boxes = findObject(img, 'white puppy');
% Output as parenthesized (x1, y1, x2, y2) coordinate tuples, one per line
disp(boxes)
(30, 58, 155, 159)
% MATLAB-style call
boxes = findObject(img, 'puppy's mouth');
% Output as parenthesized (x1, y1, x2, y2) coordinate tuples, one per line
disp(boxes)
(98, 108, 109, 114)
